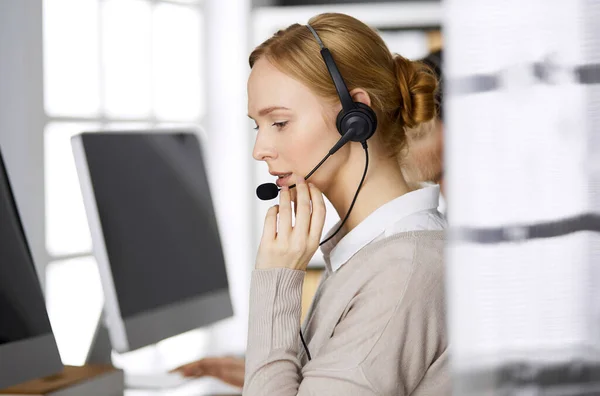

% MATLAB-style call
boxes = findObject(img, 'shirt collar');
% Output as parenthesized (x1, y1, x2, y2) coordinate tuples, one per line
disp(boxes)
(320, 185, 441, 273)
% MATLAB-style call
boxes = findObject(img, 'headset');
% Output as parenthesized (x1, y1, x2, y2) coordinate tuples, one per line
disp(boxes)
(305, 24, 377, 154)
(300, 24, 379, 362)
(255, 24, 378, 202)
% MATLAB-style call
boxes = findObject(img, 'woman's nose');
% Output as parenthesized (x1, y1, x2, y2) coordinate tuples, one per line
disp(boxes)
(252, 133, 277, 162)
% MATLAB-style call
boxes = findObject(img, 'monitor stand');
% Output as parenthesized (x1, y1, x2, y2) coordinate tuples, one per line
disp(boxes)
(86, 312, 190, 390)
(85, 312, 113, 365)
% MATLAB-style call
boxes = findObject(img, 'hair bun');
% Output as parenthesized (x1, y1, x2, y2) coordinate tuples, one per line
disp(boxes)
(393, 54, 438, 128)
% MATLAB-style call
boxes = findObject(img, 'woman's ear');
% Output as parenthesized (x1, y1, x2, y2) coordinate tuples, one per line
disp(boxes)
(349, 88, 372, 108)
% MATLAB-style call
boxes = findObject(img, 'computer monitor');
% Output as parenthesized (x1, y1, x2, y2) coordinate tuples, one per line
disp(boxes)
(0, 149, 64, 389)
(71, 130, 234, 355)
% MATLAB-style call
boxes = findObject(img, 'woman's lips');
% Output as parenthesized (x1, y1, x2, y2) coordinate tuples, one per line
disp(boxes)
(275, 173, 292, 187)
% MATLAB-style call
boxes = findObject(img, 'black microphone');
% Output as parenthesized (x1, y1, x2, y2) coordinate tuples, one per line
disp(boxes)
(256, 183, 280, 200)
(255, 131, 354, 200)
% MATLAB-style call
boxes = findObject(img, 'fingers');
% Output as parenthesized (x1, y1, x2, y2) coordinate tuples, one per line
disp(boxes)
(256, 178, 326, 271)
(171, 356, 246, 383)
(308, 183, 326, 247)
(261, 204, 279, 242)
(183, 367, 204, 377)
(293, 177, 311, 235)
(277, 186, 292, 238)
(170, 361, 194, 373)
(172, 361, 205, 377)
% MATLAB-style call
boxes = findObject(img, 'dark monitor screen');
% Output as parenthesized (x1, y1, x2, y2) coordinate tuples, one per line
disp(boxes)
(0, 149, 63, 389)
(80, 132, 229, 319)
(0, 155, 55, 345)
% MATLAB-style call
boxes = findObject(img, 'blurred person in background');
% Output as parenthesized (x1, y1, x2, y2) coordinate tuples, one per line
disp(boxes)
(176, 16, 448, 395)
(402, 49, 445, 211)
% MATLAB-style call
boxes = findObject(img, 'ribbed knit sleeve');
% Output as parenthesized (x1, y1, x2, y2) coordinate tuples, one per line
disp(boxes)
(242, 232, 449, 396)
(243, 268, 305, 395)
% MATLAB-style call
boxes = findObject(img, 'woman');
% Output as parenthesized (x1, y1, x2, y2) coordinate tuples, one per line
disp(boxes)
(178, 13, 448, 395)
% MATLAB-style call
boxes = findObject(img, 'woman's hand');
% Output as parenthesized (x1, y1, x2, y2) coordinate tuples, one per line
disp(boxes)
(172, 356, 245, 388)
(256, 176, 326, 271)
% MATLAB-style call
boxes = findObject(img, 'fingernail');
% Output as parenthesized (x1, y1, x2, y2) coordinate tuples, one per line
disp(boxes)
(281, 185, 288, 191)
(297, 175, 305, 184)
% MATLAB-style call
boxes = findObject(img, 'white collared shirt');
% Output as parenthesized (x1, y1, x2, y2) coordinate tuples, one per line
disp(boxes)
(321, 185, 446, 273)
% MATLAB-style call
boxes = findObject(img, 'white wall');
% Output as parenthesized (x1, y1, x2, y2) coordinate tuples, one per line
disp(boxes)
(203, 0, 255, 355)
(0, 0, 47, 289)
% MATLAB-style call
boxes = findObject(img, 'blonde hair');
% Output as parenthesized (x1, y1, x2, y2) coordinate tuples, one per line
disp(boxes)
(249, 12, 439, 160)
(402, 118, 443, 184)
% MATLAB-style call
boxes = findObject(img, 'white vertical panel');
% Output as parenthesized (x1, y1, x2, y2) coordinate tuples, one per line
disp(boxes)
(0, 0, 47, 287)
(446, 0, 600, 392)
(204, 0, 253, 355)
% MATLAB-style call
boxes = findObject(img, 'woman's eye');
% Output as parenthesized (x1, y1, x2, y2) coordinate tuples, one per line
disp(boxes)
(272, 121, 288, 129)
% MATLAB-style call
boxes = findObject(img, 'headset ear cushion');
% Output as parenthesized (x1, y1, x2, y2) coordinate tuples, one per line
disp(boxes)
(355, 102, 378, 132)
(335, 109, 347, 135)
(336, 102, 378, 142)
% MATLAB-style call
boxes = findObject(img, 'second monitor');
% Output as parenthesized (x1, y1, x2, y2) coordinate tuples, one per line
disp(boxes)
(72, 130, 233, 366)
(0, 148, 63, 389)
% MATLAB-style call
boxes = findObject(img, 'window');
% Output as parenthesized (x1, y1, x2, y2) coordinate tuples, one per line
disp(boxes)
(43, 0, 205, 365)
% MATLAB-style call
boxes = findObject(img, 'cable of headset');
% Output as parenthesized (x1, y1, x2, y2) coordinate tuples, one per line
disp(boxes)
(299, 330, 312, 361)
(300, 141, 369, 361)
(320, 141, 369, 246)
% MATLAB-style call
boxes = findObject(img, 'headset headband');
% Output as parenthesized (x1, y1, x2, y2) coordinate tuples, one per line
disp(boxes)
(306, 24, 356, 113)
